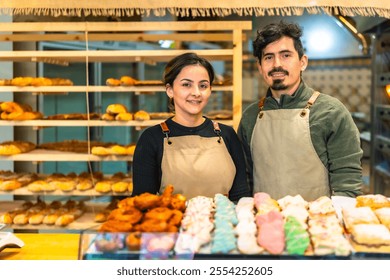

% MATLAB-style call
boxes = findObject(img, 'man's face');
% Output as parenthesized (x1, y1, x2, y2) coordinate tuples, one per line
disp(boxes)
(257, 36, 308, 96)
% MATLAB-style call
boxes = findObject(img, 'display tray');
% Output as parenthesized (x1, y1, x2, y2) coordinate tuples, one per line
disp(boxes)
(79, 232, 353, 260)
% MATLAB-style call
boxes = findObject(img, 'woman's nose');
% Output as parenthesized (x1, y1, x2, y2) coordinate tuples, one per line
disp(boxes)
(192, 86, 201, 96)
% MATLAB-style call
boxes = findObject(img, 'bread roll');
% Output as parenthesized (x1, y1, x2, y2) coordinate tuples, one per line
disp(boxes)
(120, 76, 137, 86)
(106, 78, 121, 86)
(106, 104, 128, 115)
(134, 110, 150, 121)
(0, 141, 36, 155)
(115, 112, 133, 121)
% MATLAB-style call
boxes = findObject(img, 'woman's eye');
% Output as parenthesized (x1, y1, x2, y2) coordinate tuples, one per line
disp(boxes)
(181, 82, 191, 87)
(200, 84, 209, 89)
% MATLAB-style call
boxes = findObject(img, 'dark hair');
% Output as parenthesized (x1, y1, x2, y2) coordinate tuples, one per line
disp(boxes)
(252, 20, 305, 63)
(163, 52, 215, 112)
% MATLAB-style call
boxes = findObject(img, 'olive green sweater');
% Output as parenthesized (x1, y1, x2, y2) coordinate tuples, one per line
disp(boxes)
(237, 82, 363, 197)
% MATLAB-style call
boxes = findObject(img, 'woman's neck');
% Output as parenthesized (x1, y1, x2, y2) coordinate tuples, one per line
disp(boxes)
(172, 115, 205, 127)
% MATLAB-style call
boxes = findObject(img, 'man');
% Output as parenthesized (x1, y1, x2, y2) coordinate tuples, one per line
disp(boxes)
(238, 21, 363, 201)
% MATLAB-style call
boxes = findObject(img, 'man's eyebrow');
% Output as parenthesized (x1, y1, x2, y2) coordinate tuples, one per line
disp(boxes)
(262, 49, 293, 57)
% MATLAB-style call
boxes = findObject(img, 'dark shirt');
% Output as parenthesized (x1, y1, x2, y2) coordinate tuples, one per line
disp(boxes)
(132, 117, 250, 201)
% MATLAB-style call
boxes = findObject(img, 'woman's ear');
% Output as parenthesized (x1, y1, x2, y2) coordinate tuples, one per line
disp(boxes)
(166, 84, 173, 98)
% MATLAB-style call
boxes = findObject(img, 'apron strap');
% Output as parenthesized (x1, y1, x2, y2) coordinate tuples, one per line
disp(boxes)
(212, 120, 222, 143)
(300, 91, 320, 117)
(160, 122, 172, 144)
(257, 97, 266, 119)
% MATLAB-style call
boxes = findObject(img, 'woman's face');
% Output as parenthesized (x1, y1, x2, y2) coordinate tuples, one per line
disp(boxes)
(166, 64, 212, 120)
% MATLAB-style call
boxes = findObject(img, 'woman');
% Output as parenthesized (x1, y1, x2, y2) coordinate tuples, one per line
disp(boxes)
(132, 52, 250, 201)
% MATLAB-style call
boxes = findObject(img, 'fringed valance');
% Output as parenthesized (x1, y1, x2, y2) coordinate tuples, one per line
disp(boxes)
(0, 0, 389, 19)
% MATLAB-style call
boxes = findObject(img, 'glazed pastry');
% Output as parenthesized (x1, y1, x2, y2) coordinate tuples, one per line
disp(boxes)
(111, 181, 129, 193)
(256, 210, 285, 255)
(284, 215, 310, 255)
(375, 207, 390, 229)
(342, 206, 380, 233)
(356, 194, 390, 209)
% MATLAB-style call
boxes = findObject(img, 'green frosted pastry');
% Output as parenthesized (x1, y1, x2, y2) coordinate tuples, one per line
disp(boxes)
(284, 216, 310, 255)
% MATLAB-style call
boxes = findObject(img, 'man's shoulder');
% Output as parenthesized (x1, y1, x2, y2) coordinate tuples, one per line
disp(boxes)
(242, 101, 260, 117)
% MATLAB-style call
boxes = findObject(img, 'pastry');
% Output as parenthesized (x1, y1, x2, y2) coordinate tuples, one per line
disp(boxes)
(106, 104, 128, 115)
(111, 181, 129, 193)
(120, 76, 137, 86)
(375, 207, 390, 229)
(94, 180, 113, 193)
(342, 206, 380, 233)
(30, 77, 53, 86)
(55, 214, 75, 227)
(284, 215, 310, 255)
(0, 141, 36, 155)
(134, 110, 151, 121)
(0, 179, 22, 191)
(308, 196, 335, 216)
(11, 76, 34, 86)
(115, 112, 133, 121)
(256, 210, 285, 255)
(350, 224, 390, 246)
(356, 194, 390, 209)
(101, 113, 115, 121)
(106, 78, 121, 86)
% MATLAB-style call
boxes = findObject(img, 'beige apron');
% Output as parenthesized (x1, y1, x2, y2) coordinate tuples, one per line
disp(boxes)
(251, 92, 330, 201)
(160, 121, 236, 199)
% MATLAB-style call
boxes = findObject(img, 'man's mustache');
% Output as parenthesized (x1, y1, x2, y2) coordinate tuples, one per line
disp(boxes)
(268, 67, 289, 76)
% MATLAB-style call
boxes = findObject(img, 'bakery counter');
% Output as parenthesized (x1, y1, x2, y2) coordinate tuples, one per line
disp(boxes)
(1, 231, 390, 260)
(0, 233, 80, 260)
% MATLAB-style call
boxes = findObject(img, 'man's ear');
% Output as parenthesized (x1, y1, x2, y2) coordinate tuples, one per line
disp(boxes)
(257, 61, 263, 75)
(301, 55, 308, 71)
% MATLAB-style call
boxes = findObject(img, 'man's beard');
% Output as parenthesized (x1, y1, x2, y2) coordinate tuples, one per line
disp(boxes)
(271, 79, 288, 90)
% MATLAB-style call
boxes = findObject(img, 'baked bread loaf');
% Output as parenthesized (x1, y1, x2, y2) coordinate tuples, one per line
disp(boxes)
(120, 76, 137, 86)
(115, 112, 133, 121)
(106, 78, 121, 86)
(0, 141, 36, 155)
(134, 110, 150, 121)
(106, 104, 128, 115)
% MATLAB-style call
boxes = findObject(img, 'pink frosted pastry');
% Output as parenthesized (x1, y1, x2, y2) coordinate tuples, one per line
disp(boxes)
(256, 210, 285, 254)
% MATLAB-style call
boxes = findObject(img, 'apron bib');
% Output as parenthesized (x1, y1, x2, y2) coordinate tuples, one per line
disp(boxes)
(160, 122, 235, 199)
(250, 92, 330, 201)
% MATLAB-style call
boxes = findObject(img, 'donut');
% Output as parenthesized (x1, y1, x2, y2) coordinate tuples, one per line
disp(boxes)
(107, 207, 143, 224)
(144, 207, 173, 221)
(134, 193, 161, 210)
(167, 209, 183, 226)
(126, 232, 142, 250)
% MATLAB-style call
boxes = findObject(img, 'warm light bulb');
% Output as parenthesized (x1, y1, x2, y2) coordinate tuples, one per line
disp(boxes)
(387, 84, 390, 97)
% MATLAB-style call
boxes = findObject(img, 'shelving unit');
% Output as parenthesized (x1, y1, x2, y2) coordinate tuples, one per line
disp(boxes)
(370, 33, 390, 195)
(0, 20, 251, 232)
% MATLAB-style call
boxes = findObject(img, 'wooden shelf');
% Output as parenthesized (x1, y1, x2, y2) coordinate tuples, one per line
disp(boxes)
(0, 85, 233, 93)
(0, 49, 234, 63)
(0, 149, 133, 162)
(0, 119, 233, 127)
